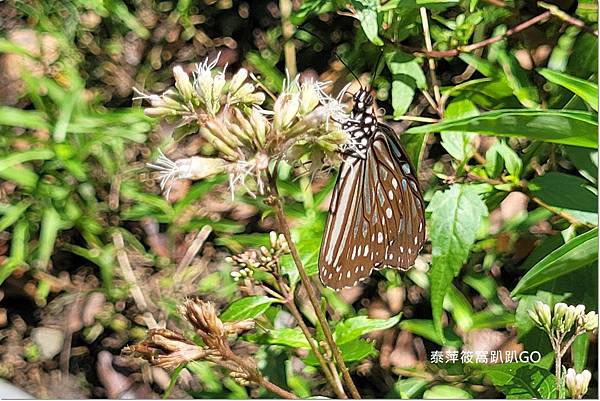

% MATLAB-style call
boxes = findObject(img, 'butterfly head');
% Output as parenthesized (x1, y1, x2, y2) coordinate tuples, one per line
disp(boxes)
(352, 89, 376, 118)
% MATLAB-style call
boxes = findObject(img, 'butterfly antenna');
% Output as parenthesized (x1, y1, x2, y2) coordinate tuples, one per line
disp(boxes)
(296, 26, 362, 88)
(368, 49, 385, 92)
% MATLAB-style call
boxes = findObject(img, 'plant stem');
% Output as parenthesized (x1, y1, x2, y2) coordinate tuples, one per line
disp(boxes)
(267, 174, 362, 399)
(555, 339, 562, 399)
(280, 0, 297, 77)
(560, 330, 586, 359)
(281, 282, 348, 398)
(220, 342, 298, 399)
(419, 7, 442, 114)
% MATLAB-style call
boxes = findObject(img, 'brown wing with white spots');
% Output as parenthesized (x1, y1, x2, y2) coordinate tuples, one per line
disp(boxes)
(318, 125, 425, 290)
(318, 155, 374, 289)
(369, 125, 425, 270)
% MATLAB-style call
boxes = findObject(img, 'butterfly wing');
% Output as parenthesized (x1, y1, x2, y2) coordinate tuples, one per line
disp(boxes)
(369, 124, 426, 269)
(318, 124, 425, 290)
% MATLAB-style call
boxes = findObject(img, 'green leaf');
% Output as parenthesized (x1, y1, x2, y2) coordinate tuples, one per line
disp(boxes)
(352, 0, 383, 46)
(423, 385, 472, 399)
(35, 207, 62, 271)
(0, 201, 31, 232)
(427, 185, 488, 341)
(387, 377, 429, 399)
(220, 296, 279, 322)
(334, 314, 402, 345)
(303, 338, 377, 365)
(246, 51, 284, 92)
(572, 332, 589, 372)
(338, 338, 377, 362)
(406, 109, 598, 148)
(538, 68, 598, 111)
(528, 172, 597, 224)
(476, 363, 556, 398)
(0, 107, 50, 130)
(0, 149, 55, 173)
(565, 145, 597, 184)
(494, 141, 522, 178)
(496, 49, 540, 108)
(264, 328, 310, 349)
(512, 228, 598, 295)
(440, 98, 479, 161)
(391, 78, 416, 118)
(399, 319, 462, 347)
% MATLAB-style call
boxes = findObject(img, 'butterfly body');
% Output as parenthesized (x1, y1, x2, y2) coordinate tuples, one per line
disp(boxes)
(319, 89, 426, 290)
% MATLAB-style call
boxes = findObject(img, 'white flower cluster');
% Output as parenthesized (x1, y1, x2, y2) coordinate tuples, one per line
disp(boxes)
(141, 54, 352, 201)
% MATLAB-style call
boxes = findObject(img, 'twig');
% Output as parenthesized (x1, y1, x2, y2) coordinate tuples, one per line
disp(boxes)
(420, 8, 442, 113)
(560, 329, 587, 359)
(538, 2, 599, 36)
(267, 173, 362, 399)
(400, 11, 553, 58)
(175, 225, 212, 277)
(466, 171, 588, 227)
(112, 231, 158, 328)
(278, 277, 348, 398)
(280, 0, 297, 77)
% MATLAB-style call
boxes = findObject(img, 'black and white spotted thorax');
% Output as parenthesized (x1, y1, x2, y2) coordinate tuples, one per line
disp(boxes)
(341, 89, 379, 160)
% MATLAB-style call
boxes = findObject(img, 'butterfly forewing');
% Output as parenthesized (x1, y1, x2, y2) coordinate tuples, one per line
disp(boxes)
(319, 122, 425, 290)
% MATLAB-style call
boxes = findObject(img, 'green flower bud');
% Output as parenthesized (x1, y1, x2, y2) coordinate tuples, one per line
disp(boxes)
(212, 73, 227, 105)
(274, 92, 300, 131)
(299, 81, 319, 115)
(249, 108, 269, 147)
(229, 68, 248, 94)
(582, 311, 598, 331)
(244, 91, 265, 105)
(144, 107, 178, 118)
(564, 304, 585, 333)
(552, 302, 568, 332)
(532, 301, 552, 332)
(173, 66, 195, 102)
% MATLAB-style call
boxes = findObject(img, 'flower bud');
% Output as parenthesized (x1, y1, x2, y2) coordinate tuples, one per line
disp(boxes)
(212, 73, 227, 104)
(531, 301, 552, 332)
(300, 81, 320, 114)
(273, 92, 300, 131)
(269, 231, 278, 249)
(144, 107, 178, 118)
(244, 91, 265, 105)
(551, 302, 568, 332)
(249, 108, 269, 147)
(229, 68, 248, 94)
(564, 304, 585, 333)
(582, 311, 598, 331)
(566, 368, 591, 399)
(232, 82, 255, 100)
(173, 66, 195, 102)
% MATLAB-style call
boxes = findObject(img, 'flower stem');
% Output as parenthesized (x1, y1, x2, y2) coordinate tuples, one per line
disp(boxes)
(555, 340, 562, 399)
(267, 174, 362, 399)
(281, 285, 348, 398)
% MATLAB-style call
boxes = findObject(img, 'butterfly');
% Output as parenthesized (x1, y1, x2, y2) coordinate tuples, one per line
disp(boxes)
(318, 88, 426, 290)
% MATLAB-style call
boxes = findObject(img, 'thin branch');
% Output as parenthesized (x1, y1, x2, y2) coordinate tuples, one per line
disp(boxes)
(538, 2, 599, 36)
(400, 11, 553, 58)
(267, 173, 362, 399)
(280, 0, 297, 76)
(420, 7, 442, 113)
(559, 329, 587, 359)
(175, 225, 212, 277)
(112, 231, 158, 328)
(279, 278, 348, 399)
